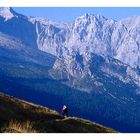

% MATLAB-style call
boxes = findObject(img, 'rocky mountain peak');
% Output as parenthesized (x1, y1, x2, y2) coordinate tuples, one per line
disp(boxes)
(0, 7, 17, 20)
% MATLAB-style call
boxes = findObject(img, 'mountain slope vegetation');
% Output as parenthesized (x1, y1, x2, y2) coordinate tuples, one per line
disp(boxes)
(0, 92, 116, 133)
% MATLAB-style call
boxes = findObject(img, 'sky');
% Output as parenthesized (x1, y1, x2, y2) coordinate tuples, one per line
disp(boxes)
(13, 7, 140, 23)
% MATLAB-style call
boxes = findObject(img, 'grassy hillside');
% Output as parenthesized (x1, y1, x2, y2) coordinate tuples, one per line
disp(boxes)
(0, 92, 116, 133)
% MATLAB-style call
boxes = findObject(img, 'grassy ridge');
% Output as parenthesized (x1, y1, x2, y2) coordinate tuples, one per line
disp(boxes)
(0, 92, 116, 133)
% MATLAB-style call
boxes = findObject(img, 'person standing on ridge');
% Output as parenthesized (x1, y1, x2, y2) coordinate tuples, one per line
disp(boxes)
(61, 105, 68, 117)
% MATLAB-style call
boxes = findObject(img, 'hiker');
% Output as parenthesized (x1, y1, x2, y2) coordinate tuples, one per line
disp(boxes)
(61, 105, 68, 117)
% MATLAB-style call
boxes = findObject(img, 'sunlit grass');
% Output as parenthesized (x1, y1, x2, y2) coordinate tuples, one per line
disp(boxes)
(8, 120, 37, 133)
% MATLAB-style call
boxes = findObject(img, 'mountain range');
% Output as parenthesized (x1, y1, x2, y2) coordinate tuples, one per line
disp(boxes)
(0, 7, 140, 132)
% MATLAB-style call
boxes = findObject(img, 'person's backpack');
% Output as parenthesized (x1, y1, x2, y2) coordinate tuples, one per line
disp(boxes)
(61, 108, 64, 113)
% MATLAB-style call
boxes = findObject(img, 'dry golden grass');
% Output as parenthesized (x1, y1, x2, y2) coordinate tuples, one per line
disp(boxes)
(8, 120, 37, 133)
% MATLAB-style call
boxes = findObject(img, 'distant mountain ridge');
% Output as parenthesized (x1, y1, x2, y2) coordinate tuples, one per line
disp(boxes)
(34, 12, 140, 68)
(0, 7, 139, 68)
(0, 7, 140, 132)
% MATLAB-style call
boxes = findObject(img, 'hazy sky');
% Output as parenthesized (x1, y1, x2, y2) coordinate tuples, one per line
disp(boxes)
(13, 7, 140, 23)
